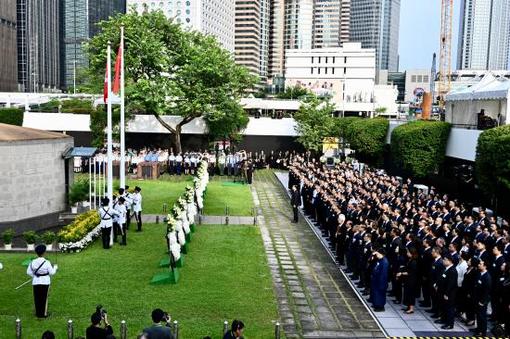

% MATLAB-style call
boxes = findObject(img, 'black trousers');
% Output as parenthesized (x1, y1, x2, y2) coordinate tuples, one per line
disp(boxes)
(134, 211, 142, 231)
(101, 227, 111, 249)
(113, 222, 120, 242)
(476, 303, 488, 334)
(126, 212, 131, 230)
(120, 223, 127, 245)
(292, 206, 298, 222)
(33, 284, 49, 318)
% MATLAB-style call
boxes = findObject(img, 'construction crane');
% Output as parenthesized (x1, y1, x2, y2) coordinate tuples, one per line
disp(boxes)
(438, 0, 453, 108)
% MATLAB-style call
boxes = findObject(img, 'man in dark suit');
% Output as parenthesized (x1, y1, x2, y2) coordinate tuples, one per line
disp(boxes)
(473, 260, 492, 336)
(291, 185, 301, 223)
(370, 248, 389, 312)
(429, 247, 445, 316)
(142, 309, 175, 339)
(434, 255, 458, 329)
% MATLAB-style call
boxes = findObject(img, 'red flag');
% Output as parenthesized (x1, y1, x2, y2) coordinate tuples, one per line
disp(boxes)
(112, 45, 122, 95)
(103, 62, 108, 104)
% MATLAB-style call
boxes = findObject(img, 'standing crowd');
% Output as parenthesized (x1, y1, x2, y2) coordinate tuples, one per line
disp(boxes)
(289, 155, 510, 336)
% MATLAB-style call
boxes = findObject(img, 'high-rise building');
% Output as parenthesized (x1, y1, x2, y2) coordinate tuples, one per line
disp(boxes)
(349, 0, 400, 72)
(284, 0, 313, 50)
(127, 0, 235, 52)
(457, 0, 510, 70)
(258, 0, 270, 82)
(313, 0, 350, 48)
(62, 0, 126, 91)
(17, 0, 60, 92)
(268, 0, 285, 79)
(235, 0, 261, 76)
(0, 0, 17, 92)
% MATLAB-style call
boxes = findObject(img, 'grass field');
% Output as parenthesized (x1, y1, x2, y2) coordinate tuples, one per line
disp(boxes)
(0, 224, 278, 338)
(203, 180, 254, 217)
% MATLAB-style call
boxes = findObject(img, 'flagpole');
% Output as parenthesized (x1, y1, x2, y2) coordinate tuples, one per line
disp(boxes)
(107, 41, 114, 246)
(120, 26, 126, 189)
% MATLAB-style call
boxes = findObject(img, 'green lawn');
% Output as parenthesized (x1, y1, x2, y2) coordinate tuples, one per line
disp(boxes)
(0, 224, 278, 338)
(203, 180, 254, 216)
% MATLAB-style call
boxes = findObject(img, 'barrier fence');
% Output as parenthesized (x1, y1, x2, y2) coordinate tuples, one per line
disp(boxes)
(12, 318, 282, 339)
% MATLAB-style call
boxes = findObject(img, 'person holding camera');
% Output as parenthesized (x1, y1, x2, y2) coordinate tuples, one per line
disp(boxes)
(142, 308, 174, 339)
(223, 320, 245, 339)
(86, 307, 113, 339)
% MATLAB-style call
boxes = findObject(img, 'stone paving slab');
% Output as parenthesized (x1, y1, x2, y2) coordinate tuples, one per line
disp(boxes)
(253, 171, 385, 339)
(275, 171, 474, 338)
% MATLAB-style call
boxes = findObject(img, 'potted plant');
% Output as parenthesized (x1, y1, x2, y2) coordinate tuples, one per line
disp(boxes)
(69, 179, 90, 213)
(2, 229, 15, 250)
(42, 231, 56, 251)
(23, 231, 38, 251)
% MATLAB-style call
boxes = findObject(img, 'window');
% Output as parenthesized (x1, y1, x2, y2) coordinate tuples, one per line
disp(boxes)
(332, 67, 335, 74)
(417, 75, 423, 82)
(311, 56, 314, 63)
(311, 67, 314, 74)
(318, 57, 321, 63)
(332, 57, 335, 63)
(344, 57, 347, 63)
(411, 75, 417, 82)
(344, 67, 346, 75)
(423, 75, 429, 83)
(325, 68, 328, 74)
(318, 68, 321, 74)
(325, 57, 328, 63)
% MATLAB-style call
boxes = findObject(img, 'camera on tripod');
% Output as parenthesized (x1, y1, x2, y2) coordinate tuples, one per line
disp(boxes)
(96, 304, 107, 319)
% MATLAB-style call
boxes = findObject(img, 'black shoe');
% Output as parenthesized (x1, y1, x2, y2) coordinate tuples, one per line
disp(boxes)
(433, 319, 444, 324)
(431, 314, 441, 319)
(373, 306, 385, 312)
(440, 324, 453, 330)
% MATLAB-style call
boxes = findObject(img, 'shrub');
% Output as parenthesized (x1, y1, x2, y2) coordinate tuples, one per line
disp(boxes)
(2, 229, 15, 244)
(391, 120, 451, 178)
(42, 231, 56, 244)
(332, 117, 361, 140)
(23, 231, 38, 244)
(69, 179, 90, 205)
(475, 125, 510, 198)
(0, 108, 24, 126)
(346, 118, 389, 165)
(57, 210, 100, 243)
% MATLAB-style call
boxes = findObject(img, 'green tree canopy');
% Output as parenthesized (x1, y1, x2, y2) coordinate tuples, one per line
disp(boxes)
(276, 85, 312, 100)
(346, 118, 389, 165)
(86, 10, 255, 152)
(293, 96, 336, 152)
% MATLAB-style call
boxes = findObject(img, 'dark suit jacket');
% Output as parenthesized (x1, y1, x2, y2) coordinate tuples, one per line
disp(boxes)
(143, 324, 175, 339)
(437, 265, 458, 303)
(291, 190, 301, 207)
(474, 272, 492, 306)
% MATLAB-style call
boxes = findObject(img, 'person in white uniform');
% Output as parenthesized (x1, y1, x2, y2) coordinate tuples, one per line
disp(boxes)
(114, 197, 128, 245)
(99, 197, 119, 249)
(132, 186, 143, 232)
(26, 244, 58, 318)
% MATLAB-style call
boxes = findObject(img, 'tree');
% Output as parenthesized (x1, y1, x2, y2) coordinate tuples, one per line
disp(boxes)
(86, 10, 255, 152)
(205, 100, 249, 146)
(276, 85, 312, 100)
(293, 96, 336, 152)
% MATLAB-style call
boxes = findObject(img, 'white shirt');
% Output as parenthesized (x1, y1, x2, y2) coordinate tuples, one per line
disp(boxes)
(114, 203, 127, 224)
(456, 260, 468, 287)
(99, 207, 119, 228)
(175, 155, 183, 162)
(132, 192, 143, 212)
(27, 257, 57, 285)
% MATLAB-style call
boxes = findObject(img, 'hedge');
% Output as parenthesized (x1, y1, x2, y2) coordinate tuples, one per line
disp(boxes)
(346, 118, 389, 165)
(391, 120, 451, 178)
(57, 210, 100, 243)
(333, 116, 361, 140)
(0, 108, 24, 126)
(475, 125, 510, 198)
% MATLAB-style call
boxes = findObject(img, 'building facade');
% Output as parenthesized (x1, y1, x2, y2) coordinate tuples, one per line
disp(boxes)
(127, 0, 235, 52)
(235, 0, 261, 76)
(284, 43, 376, 104)
(17, 0, 60, 92)
(0, 0, 17, 92)
(62, 0, 126, 91)
(313, 0, 350, 49)
(457, 0, 510, 70)
(349, 0, 400, 72)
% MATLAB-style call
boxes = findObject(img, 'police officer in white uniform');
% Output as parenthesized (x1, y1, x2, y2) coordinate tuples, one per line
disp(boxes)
(132, 186, 143, 232)
(26, 244, 58, 318)
(99, 197, 119, 249)
(121, 186, 133, 230)
(115, 197, 128, 245)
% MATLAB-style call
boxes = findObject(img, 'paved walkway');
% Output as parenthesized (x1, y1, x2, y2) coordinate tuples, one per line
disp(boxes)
(253, 170, 385, 339)
(275, 172, 473, 338)
(142, 214, 256, 225)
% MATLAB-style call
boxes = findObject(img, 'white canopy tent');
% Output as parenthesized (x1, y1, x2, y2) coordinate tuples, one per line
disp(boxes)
(445, 73, 509, 127)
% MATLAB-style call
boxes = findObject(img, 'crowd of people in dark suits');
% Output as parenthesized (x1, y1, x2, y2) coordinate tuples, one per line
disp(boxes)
(288, 155, 510, 337)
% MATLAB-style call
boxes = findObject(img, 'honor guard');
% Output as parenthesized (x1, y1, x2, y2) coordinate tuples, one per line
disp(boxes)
(122, 186, 133, 230)
(115, 197, 128, 245)
(26, 244, 58, 318)
(99, 197, 119, 249)
(132, 186, 143, 232)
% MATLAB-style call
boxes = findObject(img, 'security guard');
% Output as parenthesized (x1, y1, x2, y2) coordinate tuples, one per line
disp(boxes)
(99, 197, 119, 249)
(26, 244, 58, 318)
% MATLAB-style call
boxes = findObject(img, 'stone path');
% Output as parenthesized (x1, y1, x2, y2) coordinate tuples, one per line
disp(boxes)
(252, 170, 385, 339)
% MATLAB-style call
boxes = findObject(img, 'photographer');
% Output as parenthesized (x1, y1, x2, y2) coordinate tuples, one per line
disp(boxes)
(86, 306, 113, 339)
(142, 308, 174, 339)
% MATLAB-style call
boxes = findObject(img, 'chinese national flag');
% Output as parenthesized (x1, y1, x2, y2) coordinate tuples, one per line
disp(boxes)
(112, 45, 122, 95)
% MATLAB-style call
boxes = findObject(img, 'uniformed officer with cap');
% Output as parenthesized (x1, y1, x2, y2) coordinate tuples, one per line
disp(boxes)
(132, 186, 143, 232)
(99, 197, 119, 249)
(26, 244, 58, 318)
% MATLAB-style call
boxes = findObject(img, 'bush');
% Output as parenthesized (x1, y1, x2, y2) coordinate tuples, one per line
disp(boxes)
(332, 117, 361, 140)
(0, 108, 24, 126)
(2, 229, 15, 244)
(391, 121, 451, 178)
(42, 231, 56, 244)
(58, 210, 100, 243)
(475, 125, 510, 198)
(23, 231, 38, 244)
(69, 179, 90, 205)
(346, 118, 389, 165)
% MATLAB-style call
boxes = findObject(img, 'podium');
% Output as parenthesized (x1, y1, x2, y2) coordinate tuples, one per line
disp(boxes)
(137, 162, 160, 179)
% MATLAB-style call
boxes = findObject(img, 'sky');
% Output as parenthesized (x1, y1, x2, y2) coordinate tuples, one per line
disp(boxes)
(398, 0, 461, 71)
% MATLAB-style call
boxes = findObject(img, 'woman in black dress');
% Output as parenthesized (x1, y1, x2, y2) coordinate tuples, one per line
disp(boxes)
(399, 247, 419, 314)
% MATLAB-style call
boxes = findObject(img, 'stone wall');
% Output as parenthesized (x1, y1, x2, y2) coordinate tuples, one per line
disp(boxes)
(0, 137, 74, 231)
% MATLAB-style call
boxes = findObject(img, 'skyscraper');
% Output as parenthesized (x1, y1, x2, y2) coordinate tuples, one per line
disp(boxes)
(0, 0, 17, 92)
(17, 0, 60, 92)
(127, 0, 235, 52)
(349, 0, 400, 72)
(235, 0, 261, 76)
(259, 0, 271, 82)
(457, 0, 510, 70)
(62, 0, 126, 91)
(313, 0, 350, 48)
